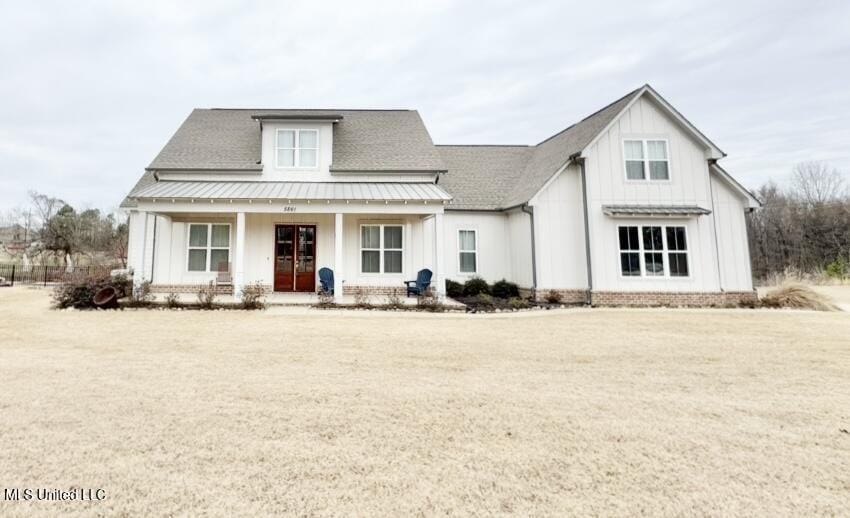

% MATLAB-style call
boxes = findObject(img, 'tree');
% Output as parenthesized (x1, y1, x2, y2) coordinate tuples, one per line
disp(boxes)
(791, 161, 845, 205)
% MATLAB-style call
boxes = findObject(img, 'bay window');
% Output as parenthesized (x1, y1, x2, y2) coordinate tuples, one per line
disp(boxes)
(617, 225, 688, 277)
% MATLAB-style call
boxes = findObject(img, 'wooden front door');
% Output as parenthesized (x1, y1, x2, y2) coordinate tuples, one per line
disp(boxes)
(274, 225, 316, 292)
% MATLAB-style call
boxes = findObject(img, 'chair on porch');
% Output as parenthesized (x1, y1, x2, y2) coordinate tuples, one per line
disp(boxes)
(318, 267, 334, 295)
(405, 268, 432, 297)
(215, 261, 232, 287)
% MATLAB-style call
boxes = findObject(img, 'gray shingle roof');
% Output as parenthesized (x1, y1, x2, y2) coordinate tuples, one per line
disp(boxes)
(436, 146, 533, 210)
(129, 180, 451, 202)
(439, 87, 641, 211)
(148, 109, 446, 173)
(125, 88, 647, 210)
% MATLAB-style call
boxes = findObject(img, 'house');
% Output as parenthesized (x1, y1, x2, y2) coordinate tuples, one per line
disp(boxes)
(121, 85, 760, 306)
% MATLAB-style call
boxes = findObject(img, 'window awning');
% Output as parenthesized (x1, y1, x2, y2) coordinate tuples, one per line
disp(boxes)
(130, 180, 452, 203)
(602, 204, 711, 217)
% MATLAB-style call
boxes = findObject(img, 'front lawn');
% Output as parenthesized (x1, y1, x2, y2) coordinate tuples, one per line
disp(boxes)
(1, 287, 848, 516)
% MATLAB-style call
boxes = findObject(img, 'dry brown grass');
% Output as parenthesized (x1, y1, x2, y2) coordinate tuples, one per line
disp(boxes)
(1, 287, 849, 516)
(761, 283, 840, 311)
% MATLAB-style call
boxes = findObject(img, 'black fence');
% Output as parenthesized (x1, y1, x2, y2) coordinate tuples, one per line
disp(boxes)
(0, 264, 121, 286)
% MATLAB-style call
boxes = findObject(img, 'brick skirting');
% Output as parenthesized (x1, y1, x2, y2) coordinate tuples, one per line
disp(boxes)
(591, 290, 758, 307)
(342, 285, 407, 296)
(533, 289, 588, 304)
(150, 284, 234, 295)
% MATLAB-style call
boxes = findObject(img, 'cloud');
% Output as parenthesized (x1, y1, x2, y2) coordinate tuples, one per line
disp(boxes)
(0, 0, 848, 210)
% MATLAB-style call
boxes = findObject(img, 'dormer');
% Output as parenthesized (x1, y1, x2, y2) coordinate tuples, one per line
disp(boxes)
(253, 113, 341, 182)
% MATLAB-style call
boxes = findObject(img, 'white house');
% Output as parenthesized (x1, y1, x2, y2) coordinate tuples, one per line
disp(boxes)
(122, 85, 760, 306)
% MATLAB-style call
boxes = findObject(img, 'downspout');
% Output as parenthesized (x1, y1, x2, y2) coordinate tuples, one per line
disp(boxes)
(707, 159, 724, 292)
(573, 154, 593, 305)
(520, 204, 537, 292)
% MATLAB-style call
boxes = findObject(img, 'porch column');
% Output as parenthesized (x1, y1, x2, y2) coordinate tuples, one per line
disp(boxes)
(334, 213, 344, 303)
(128, 210, 150, 289)
(233, 212, 246, 300)
(434, 212, 446, 298)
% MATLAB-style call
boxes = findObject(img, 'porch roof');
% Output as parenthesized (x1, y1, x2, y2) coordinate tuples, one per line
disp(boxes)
(129, 180, 452, 203)
(602, 204, 712, 217)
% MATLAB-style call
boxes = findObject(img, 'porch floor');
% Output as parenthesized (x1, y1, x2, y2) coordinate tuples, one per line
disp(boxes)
(151, 292, 465, 307)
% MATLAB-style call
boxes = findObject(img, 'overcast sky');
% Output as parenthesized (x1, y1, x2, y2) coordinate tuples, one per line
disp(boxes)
(1, 0, 848, 212)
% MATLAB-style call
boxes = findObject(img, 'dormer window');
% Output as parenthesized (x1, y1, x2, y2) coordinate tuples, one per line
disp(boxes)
(276, 129, 318, 168)
(624, 139, 669, 181)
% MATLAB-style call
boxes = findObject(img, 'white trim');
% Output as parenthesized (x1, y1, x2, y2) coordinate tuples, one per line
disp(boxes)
(622, 138, 671, 182)
(186, 223, 231, 273)
(616, 224, 690, 279)
(358, 223, 404, 275)
(456, 229, 478, 275)
(274, 128, 319, 170)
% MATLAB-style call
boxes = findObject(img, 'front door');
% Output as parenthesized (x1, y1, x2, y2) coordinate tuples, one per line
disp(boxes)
(274, 224, 316, 292)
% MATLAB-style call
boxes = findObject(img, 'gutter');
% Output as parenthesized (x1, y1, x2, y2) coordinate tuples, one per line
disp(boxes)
(572, 153, 593, 305)
(520, 204, 537, 291)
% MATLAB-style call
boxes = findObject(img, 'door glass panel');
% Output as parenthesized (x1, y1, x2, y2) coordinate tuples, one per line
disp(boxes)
(297, 226, 315, 273)
(276, 226, 294, 273)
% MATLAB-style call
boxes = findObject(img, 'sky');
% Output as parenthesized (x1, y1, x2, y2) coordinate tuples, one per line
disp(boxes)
(1, 0, 849, 213)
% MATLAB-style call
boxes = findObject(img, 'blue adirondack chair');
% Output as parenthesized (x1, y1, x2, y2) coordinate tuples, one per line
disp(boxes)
(318, 267, 334, 295)
(405, 268, 433, 297)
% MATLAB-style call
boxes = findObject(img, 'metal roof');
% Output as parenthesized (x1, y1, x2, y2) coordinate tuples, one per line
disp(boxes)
(602, 204, 712, 217)
(130, 181, 452, 202)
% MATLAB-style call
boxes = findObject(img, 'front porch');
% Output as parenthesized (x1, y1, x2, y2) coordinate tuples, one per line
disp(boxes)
(149, 291, 465, 307)
(127, 197, 450, 303)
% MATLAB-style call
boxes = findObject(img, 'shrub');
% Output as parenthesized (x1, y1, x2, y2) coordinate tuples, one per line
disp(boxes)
(509, 297, 530, 309)
(491, 279, 519, 299)
(760, 283, 838, 311)
(316, 290, 335, 307)
(165, 292, 181, 308)
(240, 282, 266, 310)
(197, 281, 218, 309)
(126, 280, 153, 307)
(462, 276, 490, 296)
(445, 279, 464, 299)
(52, 271, 116, 309)
(474, 293, 494, 307)
(544, 290, 563, 304)
(386, 291, 404, 309)
(825, 257, 848, 280)
(417, 287, 443, 311)
(353, 288, 372, 308)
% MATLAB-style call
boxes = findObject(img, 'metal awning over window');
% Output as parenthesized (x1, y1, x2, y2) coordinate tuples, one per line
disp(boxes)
(602, 204, 711, 217)
(130, 181, 452, 203)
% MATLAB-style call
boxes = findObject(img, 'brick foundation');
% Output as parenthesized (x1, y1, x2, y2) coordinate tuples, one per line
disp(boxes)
(532, 289, 588, 304)
(150, 284, 234, 295)
(590, 290, 758, 307)
(342, 285, 407, 296)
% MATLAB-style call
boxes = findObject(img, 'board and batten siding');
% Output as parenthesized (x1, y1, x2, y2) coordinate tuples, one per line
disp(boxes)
(442, 212, 512, 284)
(582, 94, 722, 292)
(529, 165, 588, 290)
(505, 209, 534, 289)
(710, 176, 754, 291)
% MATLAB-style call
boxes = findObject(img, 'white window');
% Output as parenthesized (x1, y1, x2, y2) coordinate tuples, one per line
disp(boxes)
(617, 225, 688, 277)
(458, 229, 477, 274)
(360, 224, 403, 274)
(624, 139, 669, 181)
(276, 129, 319, 168)
(187, 223, 230, 272)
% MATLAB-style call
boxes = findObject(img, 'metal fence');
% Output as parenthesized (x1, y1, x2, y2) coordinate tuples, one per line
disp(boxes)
(0, 264, 121, 286)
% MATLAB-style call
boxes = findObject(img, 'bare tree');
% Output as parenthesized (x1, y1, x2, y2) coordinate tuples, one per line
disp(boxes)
(790, 161, 846, 205)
